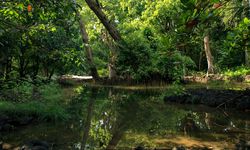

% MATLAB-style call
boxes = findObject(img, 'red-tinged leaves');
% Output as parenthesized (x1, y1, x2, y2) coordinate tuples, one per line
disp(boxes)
(213, 3, 222, 9)
(27, 4, 32, 12)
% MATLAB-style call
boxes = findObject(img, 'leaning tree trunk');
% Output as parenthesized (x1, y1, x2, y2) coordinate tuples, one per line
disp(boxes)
(77, 11, 99, 80)
(204, 35, 214, 75)
(74, 0, 99, 80)
(84, 0, 122, 80)
(81, 88, 97, 150)
(84, 0, 122, 42)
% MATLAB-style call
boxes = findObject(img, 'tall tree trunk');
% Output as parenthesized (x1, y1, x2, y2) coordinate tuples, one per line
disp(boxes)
(204, 35, 214, 75)
(108, 56, 116, 80)
(245, 40, 249, 67)
(84, 0, 122, 42)
(101, 30, 117, 79)
(243, 0, 250, 66)
(76, 11, 99, 80)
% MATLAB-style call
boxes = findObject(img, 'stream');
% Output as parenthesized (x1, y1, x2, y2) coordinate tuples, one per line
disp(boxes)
(1, 83, 250, 149)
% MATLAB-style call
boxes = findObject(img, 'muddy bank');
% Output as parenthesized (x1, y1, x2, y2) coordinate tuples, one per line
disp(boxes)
(164, 88, 250, 110)
(184, 74, 250, 83)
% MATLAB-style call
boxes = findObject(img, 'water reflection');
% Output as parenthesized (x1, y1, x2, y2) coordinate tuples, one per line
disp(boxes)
(80, 87, 250, 149)
(1, 86, 250, 149)
(81, 87, 97, 150)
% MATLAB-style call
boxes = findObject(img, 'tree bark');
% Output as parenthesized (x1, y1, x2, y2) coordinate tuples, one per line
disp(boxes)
(108, 53, 117, 80)
(84, 0, 123, 80)
(204, 35, 214, 75)
(84, 0, 122, 42)
(245, 44, 249, 67)
(76, 10, 99, 80)
(101, 30, 117, 79)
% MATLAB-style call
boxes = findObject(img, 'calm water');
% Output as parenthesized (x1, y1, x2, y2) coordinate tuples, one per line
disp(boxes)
(1, 85, 250, 149)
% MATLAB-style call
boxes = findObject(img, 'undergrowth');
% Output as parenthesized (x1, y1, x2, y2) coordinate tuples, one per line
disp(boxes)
(0, 81, 69, 121)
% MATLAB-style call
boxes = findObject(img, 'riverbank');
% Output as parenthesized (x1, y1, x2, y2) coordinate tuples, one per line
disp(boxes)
(1, 85, 250, 150)
(164, 88, 250, 110)
(184, 74, 250, 83)
(57, 71, 250, 87)
(0, 81, 71, 132)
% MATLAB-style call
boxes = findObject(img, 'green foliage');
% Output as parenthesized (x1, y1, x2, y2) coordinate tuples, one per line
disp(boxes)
(1, 0, 250, 83)
(0, 81, 69, 121)
(155, 51, 196, 81)
(117, 31, 152, 81)
(0, 0, 86, 80)
(83, 88, 190, 148)
(223, 66, 250, 81)
(89, 119, 112, 148)
(0, 101, 68, 121)
(219, 18, 250, 68)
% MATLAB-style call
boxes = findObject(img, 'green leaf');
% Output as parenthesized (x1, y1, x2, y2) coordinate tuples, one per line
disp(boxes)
(210, 0, 220, 3)
(244, 17, 250, 24)
(17, 3, 24, 11)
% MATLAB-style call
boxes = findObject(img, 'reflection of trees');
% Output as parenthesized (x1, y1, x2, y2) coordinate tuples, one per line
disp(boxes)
(81, 88, 98, 150)
(205, 113, 211, 130)
(106, 125, 125, 150)
(88, 89, 189, 149)
(79, 88, 250, 149)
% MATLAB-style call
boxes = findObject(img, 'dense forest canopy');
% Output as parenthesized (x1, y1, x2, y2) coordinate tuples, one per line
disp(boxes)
(1, 1, 250, 149)
(0, 0, 250, 83)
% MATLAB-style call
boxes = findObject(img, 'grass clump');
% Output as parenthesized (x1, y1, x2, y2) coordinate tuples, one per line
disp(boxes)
(0, 81, 69, 121)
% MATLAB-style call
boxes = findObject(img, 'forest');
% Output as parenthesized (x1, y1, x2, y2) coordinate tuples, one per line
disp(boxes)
(1, 0, 250, 150)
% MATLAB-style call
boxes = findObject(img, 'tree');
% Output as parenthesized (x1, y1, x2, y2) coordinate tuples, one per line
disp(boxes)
(74, 0, 99, 80)
(84, 0, 123, 79)
(204, 35, 215, 75)
(84, 0, 122, 42)
(243, 0, 250, 66)
(0, 0, 83, 80)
